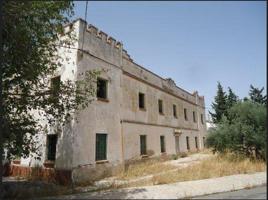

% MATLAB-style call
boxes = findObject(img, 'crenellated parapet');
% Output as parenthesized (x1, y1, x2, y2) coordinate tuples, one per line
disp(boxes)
(87, 24, 123, 50)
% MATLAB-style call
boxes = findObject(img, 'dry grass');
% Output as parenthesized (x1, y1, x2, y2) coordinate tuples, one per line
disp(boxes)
(117, 159, 176, 180)
(152, 153, 266, 185)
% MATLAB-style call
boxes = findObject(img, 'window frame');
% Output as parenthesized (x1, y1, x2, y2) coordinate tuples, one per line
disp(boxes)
(158, 99, 164, 115)
(139, 92, 146, 110)
(186, 136, 190, 150)
(97, 78, 108, 101)
(95, 133, 108, 161)
(47, 134, 58, 161)
(140, 135, 147, 155)
(193, 111, 196, 123)
(184, 108, 188, 121)
(195, 137, 198, 149)
(201, 114, 204, 124)
(160, 135, 166, 153)
(173, 104, 177, 118)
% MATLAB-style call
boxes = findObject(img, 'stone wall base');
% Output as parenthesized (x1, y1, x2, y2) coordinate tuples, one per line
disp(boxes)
(4, 164, 72, 186)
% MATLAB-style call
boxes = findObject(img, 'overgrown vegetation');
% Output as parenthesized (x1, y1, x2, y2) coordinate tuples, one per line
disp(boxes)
(118, 157, 176, 180)
(207, 84, 266, 160)
(152, 153, 266, 185)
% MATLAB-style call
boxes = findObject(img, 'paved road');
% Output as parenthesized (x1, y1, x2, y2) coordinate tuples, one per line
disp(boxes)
(193, 185, 267, 199)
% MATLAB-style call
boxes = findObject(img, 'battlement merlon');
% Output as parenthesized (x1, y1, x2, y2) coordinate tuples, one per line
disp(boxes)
(63, 18, 132, 60)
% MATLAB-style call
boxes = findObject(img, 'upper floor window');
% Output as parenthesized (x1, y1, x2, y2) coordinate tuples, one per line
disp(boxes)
(184, 108, 188, 121)
(193, 111, 196, 123)
(201, 114, 204, 124)
(51, 76, 60, 99)
(173, 104, 177, 118)
(97, 78, 108, 100)
(139, 93, 145, 109)
(158, 99, 164, 114)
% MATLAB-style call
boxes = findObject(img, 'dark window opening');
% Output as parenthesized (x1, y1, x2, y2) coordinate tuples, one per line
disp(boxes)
(97, 78, 108, 99)
(140, 135, 147, 155)
(203, 137, 206, 147)
(160, 136, 166, 153)
(158, 99, 163, 114)
(201, 114, 204, 124)
(96, 134, 107, 161)
(47, 135, 57, 161)
(139, 93, 145, 109)
(193, 111, 196, 122)
(184, 108, 188, 121)
(51, 76, 60, 99)
(173, 104, 177, 118)
(186, 136, 190, 150)
(195, 137, 198, 149)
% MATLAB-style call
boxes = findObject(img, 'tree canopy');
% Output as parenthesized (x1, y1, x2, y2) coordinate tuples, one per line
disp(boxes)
(249, 85, 266, 105)
(2, 1, 98, 161)
(207, 101, 266, 160)
(209, 82, 228, 123)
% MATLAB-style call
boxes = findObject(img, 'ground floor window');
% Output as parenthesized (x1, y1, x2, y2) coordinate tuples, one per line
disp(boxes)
(186, 136, 190, 150)
(140, 135, 147, 155)
(96, 133, 107, 161)
(195, 137, 198, 149)
(203, 137, 206, 147)
(47, 134, 57, 161)
(160, 135, 166, 153)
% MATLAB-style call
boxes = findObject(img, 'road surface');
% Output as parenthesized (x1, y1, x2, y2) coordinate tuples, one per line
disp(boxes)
(193, 185, 266, 199)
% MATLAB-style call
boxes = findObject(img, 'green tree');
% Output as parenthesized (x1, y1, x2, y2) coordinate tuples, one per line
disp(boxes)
(249, 85, 267, 105)
(226, 87, 239, 109)
(1, 1, 99, 179)
(207, 101, 266, 160)
(209, 82, 228, 123)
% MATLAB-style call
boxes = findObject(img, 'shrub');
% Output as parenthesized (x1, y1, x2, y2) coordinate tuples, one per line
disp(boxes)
(207, 101, 266, 160)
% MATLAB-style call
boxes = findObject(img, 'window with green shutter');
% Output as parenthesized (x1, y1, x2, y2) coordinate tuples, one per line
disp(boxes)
(160, 136, 166, 153)
(47, 134, 57, 161)
(140, 135, 147, 155)
(96, 134, 107, 161)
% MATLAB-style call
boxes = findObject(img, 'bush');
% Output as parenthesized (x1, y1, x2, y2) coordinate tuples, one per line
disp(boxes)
(207, 101, 266, 160)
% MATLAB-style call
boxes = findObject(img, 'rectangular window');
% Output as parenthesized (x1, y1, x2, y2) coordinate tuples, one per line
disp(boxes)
(140, 135, 147, 155)
(97, 78, 108, 100)
(184, 108, 188, 121)
(160, 136, 166, 153)
(139, 93, 145, 109)
(47, 135, 57, 161)
(186, 136, 190, 150)
(195, 137, 198, 149)
(51, 76, 60, 99)
(158, 99, 164, 114)
(173, 104, 177, 118)
(193, 111, 196, 122)
(96, 134, 107, 161)
(203, 137, 206, 147)
(201, 114, 204, 124)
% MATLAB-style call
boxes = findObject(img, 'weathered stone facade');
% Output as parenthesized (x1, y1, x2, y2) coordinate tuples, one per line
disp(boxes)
(16, 18, 207, 184)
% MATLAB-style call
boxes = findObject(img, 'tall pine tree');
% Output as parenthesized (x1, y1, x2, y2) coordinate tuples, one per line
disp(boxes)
(249, 85, 267, 105)
(227, 87, 239, 109)
(209, 82, 228, 124)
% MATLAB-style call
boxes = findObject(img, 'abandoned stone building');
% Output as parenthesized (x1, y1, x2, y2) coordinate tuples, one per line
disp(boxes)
(12, 18, 207, 184)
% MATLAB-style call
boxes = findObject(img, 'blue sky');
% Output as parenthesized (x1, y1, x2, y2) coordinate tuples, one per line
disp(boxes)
(73, 1, 266, 115)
